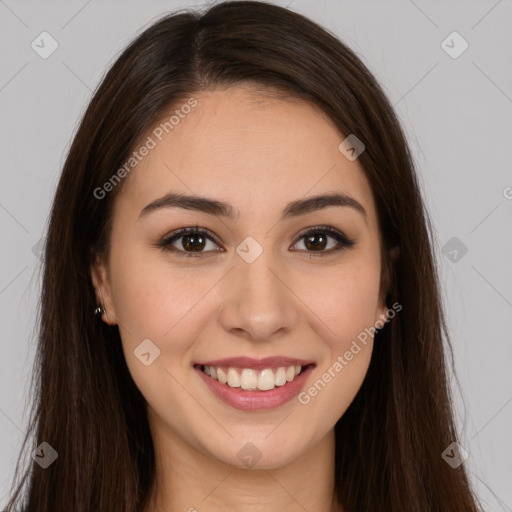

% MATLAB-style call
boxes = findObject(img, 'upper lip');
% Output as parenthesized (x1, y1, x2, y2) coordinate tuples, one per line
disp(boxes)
(195, 357, 316, 371)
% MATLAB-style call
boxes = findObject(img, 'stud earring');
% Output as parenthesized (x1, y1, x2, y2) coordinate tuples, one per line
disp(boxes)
(94, 304, 105, 320)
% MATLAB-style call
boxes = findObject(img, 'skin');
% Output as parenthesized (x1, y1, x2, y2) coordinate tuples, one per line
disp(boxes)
(91, 85, 391, 512)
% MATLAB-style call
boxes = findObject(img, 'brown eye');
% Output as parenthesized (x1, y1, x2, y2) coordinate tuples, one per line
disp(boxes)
(159, 225, 356, 259)
(291, 226, 356, 255)
(304, 232, 329, 251)
(159, 227, 223, 258)
(181, 232, 207, 252)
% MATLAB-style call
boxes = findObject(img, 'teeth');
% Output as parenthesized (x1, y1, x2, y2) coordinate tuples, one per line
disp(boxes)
(257, 369, 275, 391)
(217, 367, 227, 384)
(202, 365, 305, 391)
(274, 367, 287, 386)
(240, 369, 258, 390)
(227, 368, 240, 387)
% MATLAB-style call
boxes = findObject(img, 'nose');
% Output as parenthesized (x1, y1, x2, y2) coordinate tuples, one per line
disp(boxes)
(218, 250, 299, 343)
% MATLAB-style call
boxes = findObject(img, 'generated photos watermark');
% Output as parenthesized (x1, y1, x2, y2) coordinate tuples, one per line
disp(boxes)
(298, 301, 402, 405)
(93, 97, 197, 200)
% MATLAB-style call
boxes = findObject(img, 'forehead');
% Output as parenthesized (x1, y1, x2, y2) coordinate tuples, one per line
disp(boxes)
(115, 86, 378, 227)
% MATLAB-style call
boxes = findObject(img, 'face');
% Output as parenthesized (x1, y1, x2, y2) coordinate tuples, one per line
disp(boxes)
(91, 85, 390, 470)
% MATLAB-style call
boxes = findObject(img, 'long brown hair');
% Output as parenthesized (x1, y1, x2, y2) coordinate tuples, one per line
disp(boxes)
(4, 2, 481, 510)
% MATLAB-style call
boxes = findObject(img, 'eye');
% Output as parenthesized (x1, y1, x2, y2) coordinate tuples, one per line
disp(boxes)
(158, 224, 356, 258)
(158, 226, 224, 258)
(290, 225, 356, 256)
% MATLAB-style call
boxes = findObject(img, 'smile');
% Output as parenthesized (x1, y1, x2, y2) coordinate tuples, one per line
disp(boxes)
(200, 364, 306, 391)
(193, 361, 316, 411)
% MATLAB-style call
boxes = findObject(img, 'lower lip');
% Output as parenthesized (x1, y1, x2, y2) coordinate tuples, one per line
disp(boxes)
(194, 365, 315, 411)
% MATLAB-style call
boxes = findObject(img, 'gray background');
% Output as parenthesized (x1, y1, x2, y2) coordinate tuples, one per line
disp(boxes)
(1, 0, 511, 510)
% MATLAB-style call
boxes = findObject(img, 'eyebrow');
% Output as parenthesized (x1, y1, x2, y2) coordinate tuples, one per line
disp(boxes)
(138, 192, 367, 223)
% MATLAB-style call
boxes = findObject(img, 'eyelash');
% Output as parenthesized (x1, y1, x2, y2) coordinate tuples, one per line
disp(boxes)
(158, 224, 356, 259)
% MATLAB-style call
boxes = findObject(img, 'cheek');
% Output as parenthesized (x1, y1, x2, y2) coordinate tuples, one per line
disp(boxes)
(107, 247, 205, 406)
(295, 256, 382, 343)
(107, 243, 226, 391)
(109, 244, 206, 338)
(292, 256, 381, 406)
(294, 265, 380, 423)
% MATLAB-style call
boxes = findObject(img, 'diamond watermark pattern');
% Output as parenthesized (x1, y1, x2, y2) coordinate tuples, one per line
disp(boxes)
(31, 31, 59, 59)
(237, 442, 263, 468)
(134, 338, 161, 366)
(236, 236, 263, 264)
(338, 134, 365, 161)
(442, 236, 468, 263)
(31, 237, 45, 260)
(32, 442, 58, 469)
(441, 442, 469, 468)
(441, 31, 469, 59)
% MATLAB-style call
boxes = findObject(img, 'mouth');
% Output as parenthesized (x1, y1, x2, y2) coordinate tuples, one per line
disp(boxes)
(193, 363, 316, 392)
(193, 361, 316, 411)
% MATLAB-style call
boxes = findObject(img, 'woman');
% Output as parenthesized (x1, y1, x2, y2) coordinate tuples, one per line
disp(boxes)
(4, 1, 481, 510)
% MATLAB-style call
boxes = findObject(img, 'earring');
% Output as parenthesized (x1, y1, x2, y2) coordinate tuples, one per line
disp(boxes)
(94, 304, 105, 320)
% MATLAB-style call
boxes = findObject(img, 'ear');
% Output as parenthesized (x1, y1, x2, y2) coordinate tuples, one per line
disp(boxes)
(375, 245, 399, 326)
(90, 252, 118, 325)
